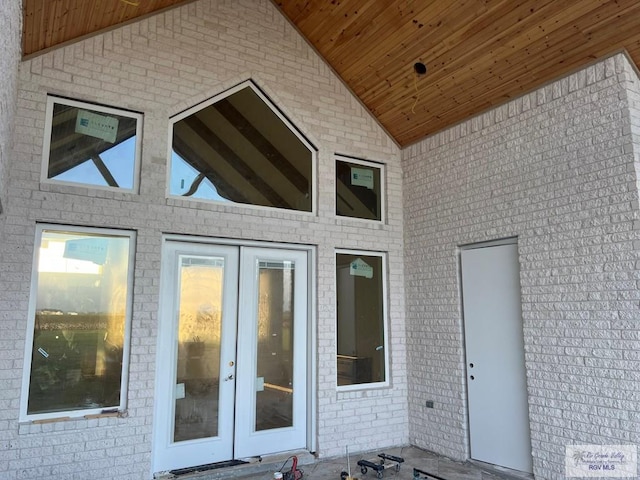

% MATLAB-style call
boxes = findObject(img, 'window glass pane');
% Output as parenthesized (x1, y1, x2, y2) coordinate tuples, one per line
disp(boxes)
(45, 98, 140, 190)
(174, 256, 224, 442)
(27, 229, 132, 416)
(336, 159, 382, 221)
(336, 253, 386, 386)
(170, 85, 313, 211)
(255, 261, 294, 431)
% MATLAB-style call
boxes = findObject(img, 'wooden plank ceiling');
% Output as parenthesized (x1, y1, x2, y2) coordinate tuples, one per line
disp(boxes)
(22, 0, 640, 146)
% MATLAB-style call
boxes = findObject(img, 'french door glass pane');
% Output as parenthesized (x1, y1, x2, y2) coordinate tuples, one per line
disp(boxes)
(173, 256, 224, 442)
(255, 260, 294, 431)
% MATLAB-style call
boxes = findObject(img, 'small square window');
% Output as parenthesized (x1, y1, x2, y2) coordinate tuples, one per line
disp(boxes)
(336, 251, 388, 388)
(335, 157, 384, 221)
(42, 97, 142, 191)
(21, 225, 135, 421)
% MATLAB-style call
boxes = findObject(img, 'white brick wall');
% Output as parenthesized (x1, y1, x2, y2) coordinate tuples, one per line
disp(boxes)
(628, 58, 640, 223)
(0, 0, 22, 215)
(8, 3, 639, 479)
(403, 53, 640, 479)
(0, 1, 407, 478)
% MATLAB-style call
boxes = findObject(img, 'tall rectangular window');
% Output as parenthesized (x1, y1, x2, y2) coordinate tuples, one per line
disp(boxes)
(336, 251, 388, 387)
(335, 157, 384, 222)
(42, 96, 142, 192)
(21, 226, 135, 420)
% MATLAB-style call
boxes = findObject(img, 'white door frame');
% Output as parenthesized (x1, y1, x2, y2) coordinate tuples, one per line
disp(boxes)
(152, 236, 316, 475)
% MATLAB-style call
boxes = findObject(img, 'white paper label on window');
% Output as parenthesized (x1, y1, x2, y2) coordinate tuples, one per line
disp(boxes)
(350, 258, 374, 279)
(175, 383, 186, 400)
(351, 167, 374, 189)
(63, 237, 109, 265)
(75, 109, 119, 143)
(256, 377, 265, 392)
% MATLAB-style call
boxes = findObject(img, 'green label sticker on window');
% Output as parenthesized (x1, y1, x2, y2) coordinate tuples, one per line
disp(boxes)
(350, 257, 374, 278)
(75, 109, 119, 143)
(351, 167, 374, 189)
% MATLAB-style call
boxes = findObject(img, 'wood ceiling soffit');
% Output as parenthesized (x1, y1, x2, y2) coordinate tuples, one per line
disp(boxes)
(276, 0, 640, 146)
(22, 0, 194, 58)
(378, 2, 595, 133)
(395, 1, 639, 144)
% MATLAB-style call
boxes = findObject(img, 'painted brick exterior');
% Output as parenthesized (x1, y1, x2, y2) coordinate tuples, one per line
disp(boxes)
(0, 1, 407, 478)
(0, 0, 22, 215)
(403, 53, 640, 479)
(3, 2, 640, 479)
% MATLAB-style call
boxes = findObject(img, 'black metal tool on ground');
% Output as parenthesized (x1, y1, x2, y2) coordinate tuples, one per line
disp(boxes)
(412, 467, 448, 480)
(357, 453, 404, 478)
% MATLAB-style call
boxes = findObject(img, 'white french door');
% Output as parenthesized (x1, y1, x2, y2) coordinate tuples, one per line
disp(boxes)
(153, 241, 309, 473)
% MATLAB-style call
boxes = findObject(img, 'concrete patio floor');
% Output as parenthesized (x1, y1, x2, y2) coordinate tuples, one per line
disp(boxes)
(165, 446, 534, 480)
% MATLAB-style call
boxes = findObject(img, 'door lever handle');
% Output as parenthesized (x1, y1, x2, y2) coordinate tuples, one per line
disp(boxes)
(224, 374, 234, 381)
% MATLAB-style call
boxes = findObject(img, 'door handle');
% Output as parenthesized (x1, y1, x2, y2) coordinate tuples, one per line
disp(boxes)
(224, 374, 234, 381)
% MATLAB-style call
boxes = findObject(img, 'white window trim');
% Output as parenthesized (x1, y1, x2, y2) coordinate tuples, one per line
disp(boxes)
(20, 224, 136, 423)
(335, 249, 390, 391)
(41, 96, 143, 193)
(166, 80, 317, 215)
(335, 154, 386, 224)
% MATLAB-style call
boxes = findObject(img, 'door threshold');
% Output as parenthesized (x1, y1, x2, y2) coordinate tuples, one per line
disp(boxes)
(169, 459, 249, 477)
(154, 451, 315, 480)
(468, 459, 533, 480)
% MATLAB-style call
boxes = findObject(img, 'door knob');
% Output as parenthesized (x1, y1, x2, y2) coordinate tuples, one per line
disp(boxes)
(224, 374, 234, 381)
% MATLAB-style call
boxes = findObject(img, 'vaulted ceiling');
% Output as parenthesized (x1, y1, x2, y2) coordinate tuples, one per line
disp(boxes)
(22, 0, 640, 146)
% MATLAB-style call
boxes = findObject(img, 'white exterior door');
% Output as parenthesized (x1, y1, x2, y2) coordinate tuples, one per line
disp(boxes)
(153, 241, 308, 473)
(234, 247, 308, 457)
(461, 242, 533, 474)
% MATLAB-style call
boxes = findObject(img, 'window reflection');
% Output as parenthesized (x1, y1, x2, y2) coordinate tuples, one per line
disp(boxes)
(45, 98, 141, 191)
(170, 84, 314, 211)
(27, 229, 132, 416)
(255, 261, 295, 431)
(336, 253, 386, 386)
(173, 256, 224, 442)
(336, 158, 383, 221)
